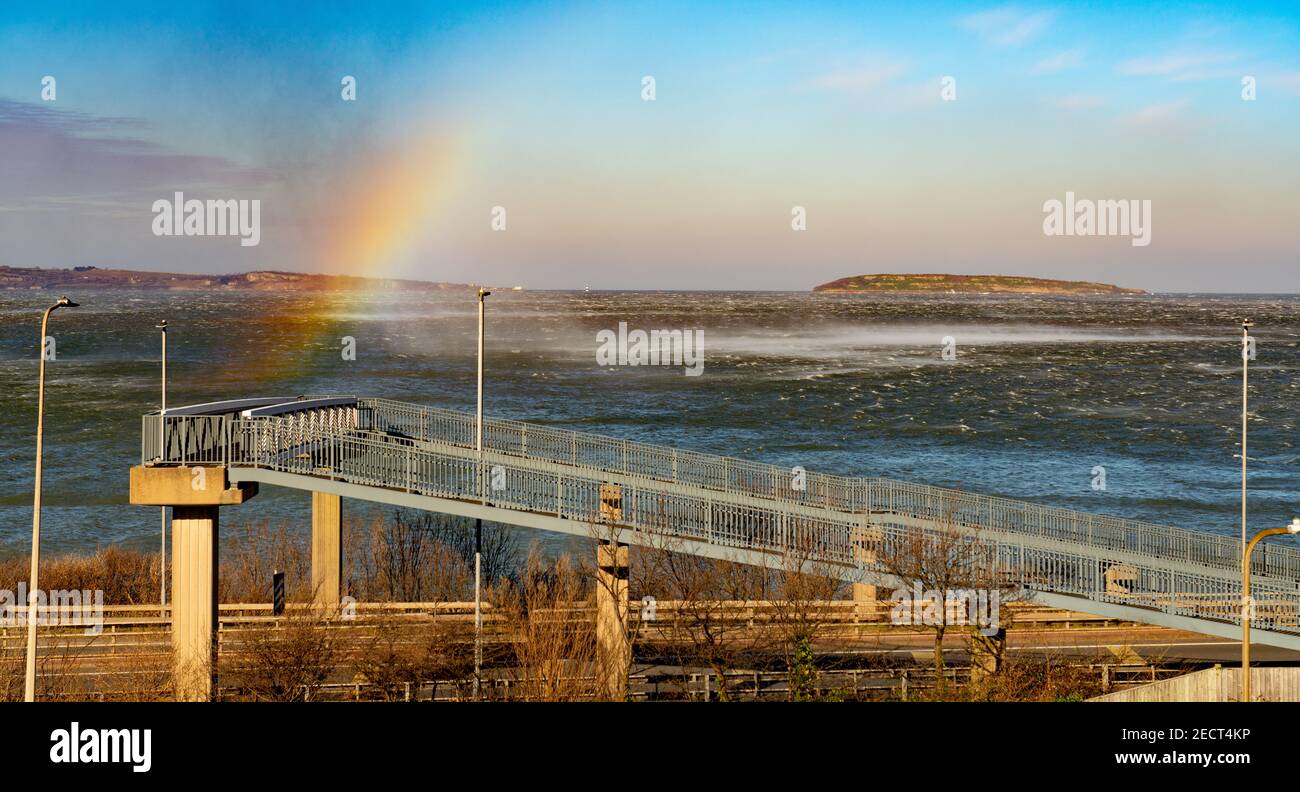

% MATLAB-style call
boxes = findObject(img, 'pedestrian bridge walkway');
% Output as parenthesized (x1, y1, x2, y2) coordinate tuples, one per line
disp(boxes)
(140, 395, 1300, 650)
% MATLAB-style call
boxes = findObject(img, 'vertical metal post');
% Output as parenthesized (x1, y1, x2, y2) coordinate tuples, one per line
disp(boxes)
(26, 296, 77, 702)
(1240, 522, 1299, 703)
(157, 320, 167, 616)
(1241, 319, 1252, 560)
(474, 287, 489, 699)
(272, 570, 286, 616)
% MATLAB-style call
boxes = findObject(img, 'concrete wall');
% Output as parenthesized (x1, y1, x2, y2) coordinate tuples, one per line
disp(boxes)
(1091, 666, 1300, 702)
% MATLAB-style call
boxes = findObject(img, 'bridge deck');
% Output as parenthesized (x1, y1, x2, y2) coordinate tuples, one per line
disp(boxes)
(139, 396, 1300, 650)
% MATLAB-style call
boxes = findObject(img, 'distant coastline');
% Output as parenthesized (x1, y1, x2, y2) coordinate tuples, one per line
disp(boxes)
(0, 265, 480, 292)
(813, 273, 1146, 296)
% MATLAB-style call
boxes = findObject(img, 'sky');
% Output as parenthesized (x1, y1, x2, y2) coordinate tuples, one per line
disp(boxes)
(0, 1, 1297, 292)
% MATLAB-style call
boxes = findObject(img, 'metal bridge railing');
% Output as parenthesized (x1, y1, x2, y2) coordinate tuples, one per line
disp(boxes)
(141, 399, 1300, 588)
(229, 417, 1300, 635)
(358, 397, 863, 510)
(356, 398, 1300, 582)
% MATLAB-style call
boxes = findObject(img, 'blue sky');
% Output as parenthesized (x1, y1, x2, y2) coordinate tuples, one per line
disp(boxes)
(1, 1, 1298, 291)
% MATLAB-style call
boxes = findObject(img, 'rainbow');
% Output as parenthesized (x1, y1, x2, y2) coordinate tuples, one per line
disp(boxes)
(316, 127, 463, 282)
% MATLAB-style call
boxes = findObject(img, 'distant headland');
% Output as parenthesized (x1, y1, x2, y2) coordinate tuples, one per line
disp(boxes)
(0, 266, 480, 292)
(813, 273, 1146, 295)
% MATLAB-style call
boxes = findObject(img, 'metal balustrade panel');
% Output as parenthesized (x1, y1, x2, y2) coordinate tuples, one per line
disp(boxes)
(141, 399, 1300, 642)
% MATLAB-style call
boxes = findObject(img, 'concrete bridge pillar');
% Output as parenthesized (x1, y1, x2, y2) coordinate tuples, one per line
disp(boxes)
(851, 522, 881, 621)
(129, 464, 256, 702)
(595, 541, 630, 700)
(311, 492, 342, 608)
(172, 506, 219, 701)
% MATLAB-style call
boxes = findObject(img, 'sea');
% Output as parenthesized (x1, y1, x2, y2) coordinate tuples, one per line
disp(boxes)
(1, 288, 1297, 557)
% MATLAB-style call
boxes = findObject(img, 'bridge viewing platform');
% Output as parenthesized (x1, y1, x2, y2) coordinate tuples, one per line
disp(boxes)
(130, 395, 1300, 699)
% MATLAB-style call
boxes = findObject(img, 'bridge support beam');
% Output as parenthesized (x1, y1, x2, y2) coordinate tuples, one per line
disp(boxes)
(172, 506, 219, 701)
(311, 492, 342, 608)
(595, 541, 630, 700)
(129, 465, 256, 701)
(852, 523, 880, 621)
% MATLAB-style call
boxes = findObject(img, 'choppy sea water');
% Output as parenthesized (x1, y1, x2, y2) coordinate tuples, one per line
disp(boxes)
(0, 288, 1297, 556)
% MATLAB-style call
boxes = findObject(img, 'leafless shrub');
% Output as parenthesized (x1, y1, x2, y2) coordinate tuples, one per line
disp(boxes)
(345, 509, 519, 602)
(876, 498, 1020, 690)
(220, 520, 313, 603)
(224, 607, 339, 702)
(0, 632, 24, 701)
(637, 536, 770, 702)
(493, 545, 599, 701)
(767, 540, 844, 700)
(952, 651, 1104, 702)
(353, 615, 473, 701)
(96, 646, 173, 702)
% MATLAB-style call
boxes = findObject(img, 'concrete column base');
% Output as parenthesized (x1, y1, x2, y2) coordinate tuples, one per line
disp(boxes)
(172, 506, 219, 701)
(852, 581, 879, 622)
(311, 492, 342, 608)
(851, 522, 881, 621)
(595, 541, 630, 700)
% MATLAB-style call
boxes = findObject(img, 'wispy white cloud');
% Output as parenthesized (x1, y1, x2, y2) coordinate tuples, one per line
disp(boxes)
(1117, 50, 1238, 81)
(807, 58, 906, 94)
(960, 6, 1057, 47)
(1046, 93, 1104, 110)
(1031, 49, 1083, 74)
(1116, 99, 1190, 131)
(0, 99, 269, 216)
(1274, 71, 1300, 95)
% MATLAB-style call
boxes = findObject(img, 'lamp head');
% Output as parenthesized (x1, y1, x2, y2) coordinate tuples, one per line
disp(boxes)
(478, 287, 491, 300)
(1242, 319, 1254, 332)
(54, 295, 78, 309)
(156, 320, 167, 330)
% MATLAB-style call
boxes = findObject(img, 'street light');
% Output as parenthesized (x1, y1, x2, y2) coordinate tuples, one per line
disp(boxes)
(1240, 319, 1253, 558)
(156, 320, 167, 617)
(474, 287, 490, 698)
(26, 295, 79, 702)
(1241, 517, 1300, 702)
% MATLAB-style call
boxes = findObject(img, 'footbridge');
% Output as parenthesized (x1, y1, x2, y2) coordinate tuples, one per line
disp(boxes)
(131, 395, 1300, 698)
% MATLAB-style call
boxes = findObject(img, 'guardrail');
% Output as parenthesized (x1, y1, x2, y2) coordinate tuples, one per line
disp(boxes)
(356, 398, 1299, 581)
(139, 399, 1300, 638)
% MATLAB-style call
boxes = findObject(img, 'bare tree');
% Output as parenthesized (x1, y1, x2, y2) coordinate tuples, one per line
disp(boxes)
(344, 509, 520, 602)
(225, 606, 339, 701)
(493, 546, 599, 701)
(767, 535, 845, 701)
(220, 519, 313, 603)
(353, 615, 473, 701)
(637, 533, 769, 701)
(874, 497, 1019, 692)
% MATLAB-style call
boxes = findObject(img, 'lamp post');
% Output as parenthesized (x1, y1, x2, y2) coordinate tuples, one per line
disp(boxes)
(1240, 319, 1253, 558)
(1241, 518, 1300, 702)
(156, 320, 167, 617)
(474, 287, 490, 698)
(26, 295, 79, 702)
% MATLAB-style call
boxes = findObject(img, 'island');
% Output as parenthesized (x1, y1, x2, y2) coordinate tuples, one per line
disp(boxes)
(0, 266, 480, 292)
(812, 273, 1146, 295)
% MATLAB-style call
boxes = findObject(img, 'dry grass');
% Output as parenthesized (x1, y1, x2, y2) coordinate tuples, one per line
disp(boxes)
(0, 546, 163, 605)
(0, 508, 521, 607)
